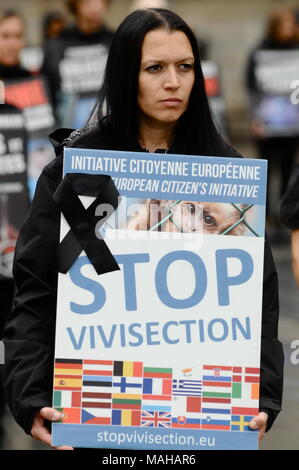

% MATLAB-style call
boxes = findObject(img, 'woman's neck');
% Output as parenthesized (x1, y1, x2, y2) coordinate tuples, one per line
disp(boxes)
(138, 120, 176, 153)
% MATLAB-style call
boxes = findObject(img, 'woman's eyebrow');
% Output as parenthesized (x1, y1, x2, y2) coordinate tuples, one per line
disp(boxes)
(141, 56, 195, 65)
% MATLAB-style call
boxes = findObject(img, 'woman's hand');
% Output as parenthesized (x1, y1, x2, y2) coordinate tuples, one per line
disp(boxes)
(249, 411, 268, 446)
(31, 407, 73, 450)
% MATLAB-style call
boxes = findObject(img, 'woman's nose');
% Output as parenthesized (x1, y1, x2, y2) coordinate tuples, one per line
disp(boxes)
(163, 67, 180, 89)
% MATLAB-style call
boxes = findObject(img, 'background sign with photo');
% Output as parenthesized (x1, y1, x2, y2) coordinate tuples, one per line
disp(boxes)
(57, 43, 109, 128)
(0, 105, 30, 280)
(251, 50, 299, 136)
(52, 148, 267, 450)
(59, 92, 98, 130)
(202, 60, 228, 137)
(4, 76, 56, 199)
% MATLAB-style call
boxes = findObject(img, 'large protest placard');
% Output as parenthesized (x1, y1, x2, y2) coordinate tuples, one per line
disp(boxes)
(4, 76, 56, 199)
(250, 49, 299, 136)
(52, 148, 267, 450)
(0, 105, 29, 279)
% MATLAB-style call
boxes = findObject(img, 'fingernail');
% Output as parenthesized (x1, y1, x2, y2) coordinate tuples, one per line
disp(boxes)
(52, 411, 62, 420)
(250, 420, 258, 429)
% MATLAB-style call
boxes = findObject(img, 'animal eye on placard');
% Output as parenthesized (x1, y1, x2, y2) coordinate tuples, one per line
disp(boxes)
(185, 203, 196, 214)
(203, 214, 216, 226)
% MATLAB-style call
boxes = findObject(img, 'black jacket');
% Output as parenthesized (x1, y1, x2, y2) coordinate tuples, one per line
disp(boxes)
(2, 121, 284, 435)
(0, 64, 32, 81)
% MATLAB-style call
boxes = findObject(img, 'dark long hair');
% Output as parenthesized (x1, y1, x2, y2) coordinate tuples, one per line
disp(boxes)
(94, 8, 240, 157)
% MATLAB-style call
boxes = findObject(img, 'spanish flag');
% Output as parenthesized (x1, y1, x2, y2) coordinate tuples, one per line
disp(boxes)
(54, 359, 83, 391)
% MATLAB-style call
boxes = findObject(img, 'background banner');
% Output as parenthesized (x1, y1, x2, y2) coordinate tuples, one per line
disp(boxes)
(250, 50, 299, 136)
(4, 76, 56, 199)
(0, 104, 29, 280)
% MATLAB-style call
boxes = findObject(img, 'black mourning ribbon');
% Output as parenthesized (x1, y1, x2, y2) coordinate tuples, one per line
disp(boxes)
(53, 173, 120, 275)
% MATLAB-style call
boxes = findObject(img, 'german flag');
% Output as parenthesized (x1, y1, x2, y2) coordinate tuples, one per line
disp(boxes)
(54, 359, 83, 391)
(54, 359, 83, 374)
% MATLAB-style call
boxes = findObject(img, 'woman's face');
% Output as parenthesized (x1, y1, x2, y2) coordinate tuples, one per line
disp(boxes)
(77, 0, 109, 25)
(0, 16, 25, 66)
(138, 28, 195, 129)
(276, 11, 296, 42)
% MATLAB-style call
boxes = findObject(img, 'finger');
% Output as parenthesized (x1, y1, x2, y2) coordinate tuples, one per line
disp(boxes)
(248, 419, 259, 430)
(40, 407, 62, 421)
(55, 446, 74, 451)
(249, 412, 268, 430)
(258, 428, 266, 445)
(32, 424, 52, 446)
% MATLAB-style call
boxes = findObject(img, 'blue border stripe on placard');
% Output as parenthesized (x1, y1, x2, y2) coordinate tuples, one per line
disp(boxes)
(52, 423, 258, 450)
(63, 148, 267, 204)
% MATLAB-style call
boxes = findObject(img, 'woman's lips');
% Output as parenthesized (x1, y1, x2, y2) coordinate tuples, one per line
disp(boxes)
(160, 98, 182, 106)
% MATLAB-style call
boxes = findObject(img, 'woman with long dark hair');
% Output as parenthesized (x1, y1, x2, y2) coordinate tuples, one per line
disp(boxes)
(2, 8, 283, 449)
(91, 8, 236, 156)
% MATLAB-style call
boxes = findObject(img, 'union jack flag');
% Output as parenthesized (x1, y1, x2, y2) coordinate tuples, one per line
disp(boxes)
(141, 410, 171, 428)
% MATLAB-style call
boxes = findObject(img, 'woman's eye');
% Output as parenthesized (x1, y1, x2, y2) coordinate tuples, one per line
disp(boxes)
(146, 64, 162, 72)
(178, 63, 194, 71)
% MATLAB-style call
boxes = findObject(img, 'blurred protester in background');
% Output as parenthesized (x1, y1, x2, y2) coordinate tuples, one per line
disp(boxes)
(0, 9, 56, 200)
(0, 10, 30, 80)
(245, 8, 299, 240)
(42, 0, 114, 115)
(294, 9, 299, 43)
(280, 164, 299, 286)
(42, 11, 67, 43)
(64, 0, 113, 38)
(0, 9, 30, 447)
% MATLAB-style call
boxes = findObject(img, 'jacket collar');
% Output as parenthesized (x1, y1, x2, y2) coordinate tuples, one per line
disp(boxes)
(49, 128, 75, 156)
(49, 126, 173, 156)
